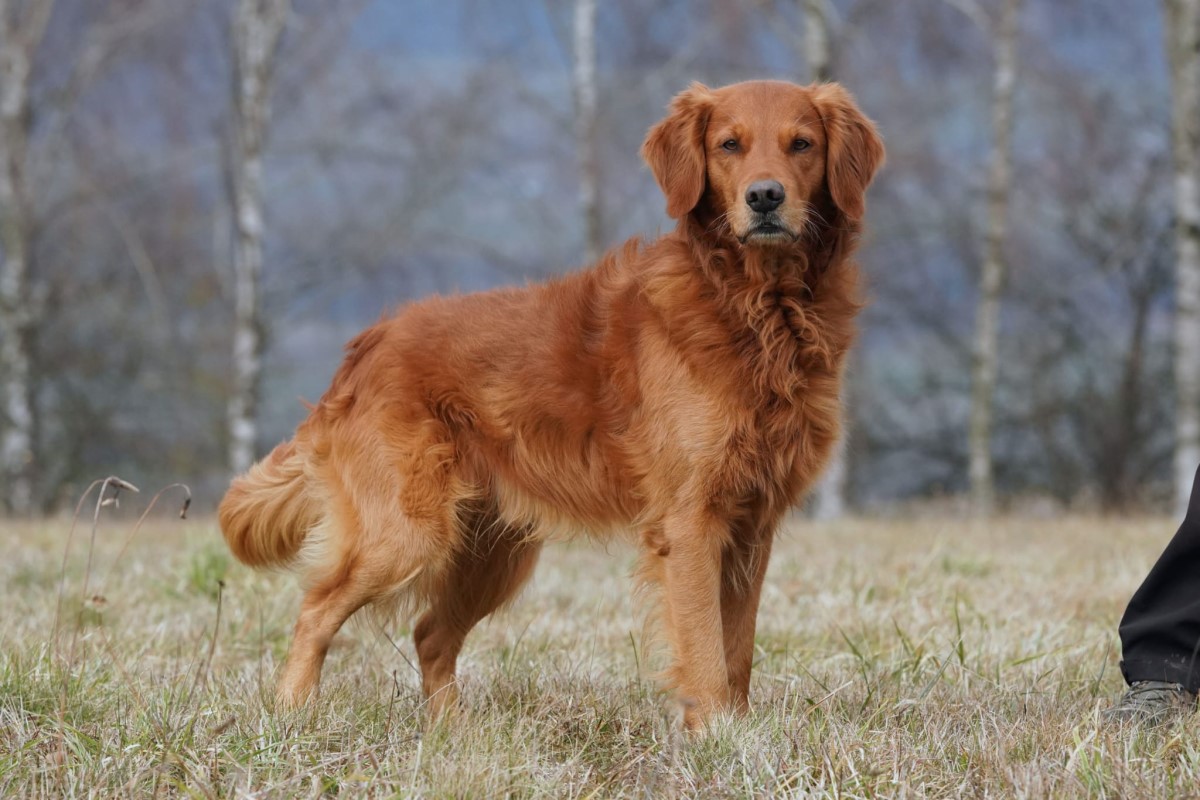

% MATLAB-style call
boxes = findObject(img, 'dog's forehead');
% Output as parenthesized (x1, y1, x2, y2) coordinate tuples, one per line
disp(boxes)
(710, 81, 822, 132)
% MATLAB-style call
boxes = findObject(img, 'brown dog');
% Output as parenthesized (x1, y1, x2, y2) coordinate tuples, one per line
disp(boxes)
(219, 79, 883, 729)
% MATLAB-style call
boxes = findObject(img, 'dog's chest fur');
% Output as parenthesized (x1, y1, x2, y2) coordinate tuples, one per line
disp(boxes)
(632, 243, 858, 517)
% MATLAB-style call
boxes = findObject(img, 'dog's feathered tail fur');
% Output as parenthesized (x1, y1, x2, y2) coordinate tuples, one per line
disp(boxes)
(218, 440, 317, 568)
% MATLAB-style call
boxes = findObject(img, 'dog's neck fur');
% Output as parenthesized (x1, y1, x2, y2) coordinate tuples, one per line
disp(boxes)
(659, 214, 860, 404)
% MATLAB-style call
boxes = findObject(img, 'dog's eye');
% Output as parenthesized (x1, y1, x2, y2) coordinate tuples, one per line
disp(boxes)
(791, 138, 812, 152)
(721, 139, 739, 152)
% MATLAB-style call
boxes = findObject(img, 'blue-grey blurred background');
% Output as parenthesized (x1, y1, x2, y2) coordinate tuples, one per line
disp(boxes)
(0, 0, 1192, 516)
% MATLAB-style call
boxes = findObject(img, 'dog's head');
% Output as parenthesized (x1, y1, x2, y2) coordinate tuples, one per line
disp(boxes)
(641, 80, 884, 247)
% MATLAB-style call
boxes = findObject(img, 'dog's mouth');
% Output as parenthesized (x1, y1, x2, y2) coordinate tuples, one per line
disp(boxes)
(737, 217, 798, 245)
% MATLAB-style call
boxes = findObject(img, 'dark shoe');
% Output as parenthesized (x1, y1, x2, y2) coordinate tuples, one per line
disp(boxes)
(1104, 680, 1197, 725)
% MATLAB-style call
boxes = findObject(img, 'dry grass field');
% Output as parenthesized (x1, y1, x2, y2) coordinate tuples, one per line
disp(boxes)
(3, 503, 1199, 798)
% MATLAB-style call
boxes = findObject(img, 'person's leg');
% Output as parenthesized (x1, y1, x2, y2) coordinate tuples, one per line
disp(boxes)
(1107, 464, 1200, 722)
(1118, 464, 1200, 690)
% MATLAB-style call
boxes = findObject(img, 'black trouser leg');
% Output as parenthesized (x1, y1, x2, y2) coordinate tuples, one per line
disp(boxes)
(1119, 465, 1200, 691)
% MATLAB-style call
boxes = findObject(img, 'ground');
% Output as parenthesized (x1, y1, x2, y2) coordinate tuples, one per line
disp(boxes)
(1, 507, 1197, 798)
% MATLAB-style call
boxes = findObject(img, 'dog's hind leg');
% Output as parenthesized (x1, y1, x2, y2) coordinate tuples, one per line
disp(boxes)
(275, 557, 385, 709)
(274, 410, 475, 709)
(413, 520, 542, 718)
(275, 507, 447, 710)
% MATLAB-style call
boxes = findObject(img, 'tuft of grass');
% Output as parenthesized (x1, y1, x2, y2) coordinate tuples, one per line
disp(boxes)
(1, 511, 1196, 797)
(181, 545, 231, 600)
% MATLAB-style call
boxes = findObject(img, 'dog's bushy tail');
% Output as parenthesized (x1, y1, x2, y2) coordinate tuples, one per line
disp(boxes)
(219, 441, 318, 568)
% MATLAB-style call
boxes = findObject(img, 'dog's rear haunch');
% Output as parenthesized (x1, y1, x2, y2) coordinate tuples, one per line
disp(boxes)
(219, 79, 883, 730)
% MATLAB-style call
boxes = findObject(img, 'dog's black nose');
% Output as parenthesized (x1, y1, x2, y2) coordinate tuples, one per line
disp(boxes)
(745, 180, 785, 214)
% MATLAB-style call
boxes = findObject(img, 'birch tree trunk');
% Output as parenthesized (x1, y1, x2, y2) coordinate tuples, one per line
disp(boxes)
(802, 0, 848, 519)
(968, 0, 1022, 517)
(0, 0, 53, 514)
(1165, 0, 1200, 517)
(802, 0, 831, 83)
(227, 0, 288, 476)
(573, 0, 601, 262)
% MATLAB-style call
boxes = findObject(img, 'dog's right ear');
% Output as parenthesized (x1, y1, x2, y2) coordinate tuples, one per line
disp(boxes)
(641, 83, 713, 219)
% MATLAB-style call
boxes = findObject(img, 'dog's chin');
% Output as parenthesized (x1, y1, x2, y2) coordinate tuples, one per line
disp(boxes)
(736, 223, 799, 246)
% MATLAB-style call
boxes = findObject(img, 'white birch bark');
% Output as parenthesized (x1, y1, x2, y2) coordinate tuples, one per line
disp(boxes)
(0, 0, 53, 514)
(968, 0, 1022, 517)
(573, 0, 601, 262)
(1165, 0, 1200, 517)
(228, 0, 288, 476)
(802, 0, 831, 83)
(803, 0, 847, 519)
(811, 427, 847, 520)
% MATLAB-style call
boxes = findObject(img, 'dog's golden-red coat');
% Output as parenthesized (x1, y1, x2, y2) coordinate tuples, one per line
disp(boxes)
(219, 80, 883, 728)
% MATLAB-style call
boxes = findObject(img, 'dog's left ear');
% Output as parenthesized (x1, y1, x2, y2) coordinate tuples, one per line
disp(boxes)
(811, 84, 885, 222)
(641, 83, 714, 219)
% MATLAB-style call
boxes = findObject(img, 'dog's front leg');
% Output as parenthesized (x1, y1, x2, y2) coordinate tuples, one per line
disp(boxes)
(721, 533, 773, 713)
(660, 509, 731, 730)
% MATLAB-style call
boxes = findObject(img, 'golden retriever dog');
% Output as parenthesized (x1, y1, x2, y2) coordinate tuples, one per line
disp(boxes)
(219, 79, 883, 729)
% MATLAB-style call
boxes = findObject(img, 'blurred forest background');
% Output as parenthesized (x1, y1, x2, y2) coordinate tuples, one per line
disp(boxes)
(0, 0, 1197, 517)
